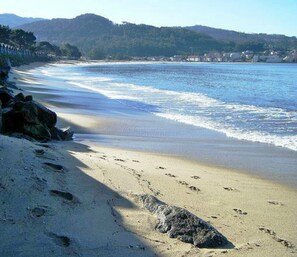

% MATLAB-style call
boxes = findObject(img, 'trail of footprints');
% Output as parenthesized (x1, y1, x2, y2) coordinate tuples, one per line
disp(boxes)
(259, 226, 294, 249)
(31, 147, 293, 252)
(31, 147, 78, 248)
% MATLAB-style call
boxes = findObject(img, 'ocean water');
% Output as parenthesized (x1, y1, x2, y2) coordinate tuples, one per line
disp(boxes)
(38, 62, 297, 152)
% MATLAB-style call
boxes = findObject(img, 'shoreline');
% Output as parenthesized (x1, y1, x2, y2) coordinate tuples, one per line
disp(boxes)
(1, 62, 296, 256)
(9, 62, 297, 188)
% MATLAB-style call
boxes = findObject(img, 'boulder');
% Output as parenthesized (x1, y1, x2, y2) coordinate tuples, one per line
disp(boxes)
(0, 84, 73, 141)
(0, 87, 14, 106)
(51, 127, 74, 141)
(32, 100, 57, 128)
(15, 92, 25, 102)
(13, 101, 39, 124)
(23, 122, 51, 141)
(25, 95, 33, 102)
(140, 194, 229, 248)
(0, 66, 10, 81)
(2, 101, 52, 141)
(0, 100, 2, 132)
(2, 107, 22, 133)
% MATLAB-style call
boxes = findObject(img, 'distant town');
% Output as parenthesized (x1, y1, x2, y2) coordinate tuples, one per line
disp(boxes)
(131, 49, 297, 63)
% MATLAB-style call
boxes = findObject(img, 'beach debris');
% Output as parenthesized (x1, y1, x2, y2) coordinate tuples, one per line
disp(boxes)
(139, 194, 230, 248)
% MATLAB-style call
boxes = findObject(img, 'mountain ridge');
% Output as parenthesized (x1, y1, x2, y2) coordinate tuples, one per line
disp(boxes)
(2, 13, 296, 58)
(186, 24, 297, 46)
(17, 13, 228, 58)
(0, 13, 46, 28)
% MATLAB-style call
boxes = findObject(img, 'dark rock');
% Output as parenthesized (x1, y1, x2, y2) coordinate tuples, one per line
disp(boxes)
(0, 87, 14, 107)
(0, 100, 2, 132)
(51, 127, 73, 141)
(0, 66, 10, 81)
(15, 92, 25, 102)
(2, 102, 51, 140)
(13, 101, 39, 124)
(25, 95, 33, 102)
(140, 194, 229, 248)
(23, 122, 51, 141)
(32, 100, 57, 128)
(2, 107, 22, 133)
(0, 80, 72, 141)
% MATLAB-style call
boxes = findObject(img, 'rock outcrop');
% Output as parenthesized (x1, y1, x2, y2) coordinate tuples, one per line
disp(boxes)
(140, 194, 229, 248)
(0, 87, 73, 141)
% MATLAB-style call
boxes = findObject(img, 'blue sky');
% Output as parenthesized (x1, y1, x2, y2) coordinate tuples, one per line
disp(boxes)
(1, 0, 296, 36)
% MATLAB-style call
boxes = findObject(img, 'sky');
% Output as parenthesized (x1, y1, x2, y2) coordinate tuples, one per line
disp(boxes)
(1, 0, 297, 36)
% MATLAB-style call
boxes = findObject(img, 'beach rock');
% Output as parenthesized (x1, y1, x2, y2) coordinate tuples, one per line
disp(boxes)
(32, 100, 57, 129)
(0, 100, 2, 132)
(0, 78, 72, 141)
(25, 95, 33, 102)
(2, 101, 51, 140)
(0, 87, 14, 106)
(0, 65, 10, 82)
(2, 107, 21, 132)
(140, 194, 229, 248)
(51, 127, 74, 141)
(13, 101, 39, 124)
(15, 92, 25, 102)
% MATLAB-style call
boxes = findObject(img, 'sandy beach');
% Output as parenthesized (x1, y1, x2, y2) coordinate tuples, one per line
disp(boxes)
(0, 63, 296, 257)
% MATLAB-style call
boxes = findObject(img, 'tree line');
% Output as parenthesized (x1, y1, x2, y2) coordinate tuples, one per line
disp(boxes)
(0, 25, 81, 61)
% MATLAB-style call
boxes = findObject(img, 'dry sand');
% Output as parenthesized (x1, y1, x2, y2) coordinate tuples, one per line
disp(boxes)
(0, 64, 296, 257)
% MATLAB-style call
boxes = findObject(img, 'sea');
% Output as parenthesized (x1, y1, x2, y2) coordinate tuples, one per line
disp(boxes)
(39, 62, 297, 152)
(28, 62, 297, 186)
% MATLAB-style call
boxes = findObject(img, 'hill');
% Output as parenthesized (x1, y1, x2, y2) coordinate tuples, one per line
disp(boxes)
(186, 25, 297, 50)
(0, 13, 45, 28)
(18, 14, 229, 58)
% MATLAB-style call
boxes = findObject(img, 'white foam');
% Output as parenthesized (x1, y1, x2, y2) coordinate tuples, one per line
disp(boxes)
(29, 63, 297, 152)
(156, 113, 297, 152)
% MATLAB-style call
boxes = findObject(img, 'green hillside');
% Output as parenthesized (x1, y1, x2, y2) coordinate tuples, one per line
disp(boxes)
(186, 25, 297, 50)
(18, 14, 229, 58)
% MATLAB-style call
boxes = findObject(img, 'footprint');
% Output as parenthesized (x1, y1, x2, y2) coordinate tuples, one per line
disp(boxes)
(35, 149, 45, 156)
(30, 207, 47, 218)
(132, 160, 140, 163)
(43, 163, 64, 172)
(223, 187, 238, 191)
(177, 180, 189, 186)
(114, 158, 125, 162)
(47, 232, 71, 247)
(36, 144, 51, 149)
(233, 208, 247, 215)
(32, 176, 47, 191)
(157, 166, 166, 170)
(267, 200, 284, 206)
(188, 185, 200, 192)
(191, 176, 200, 179)
(259, 227, 294, 248)
(50, 190, 75, 202)
(165, 173, 176, 178)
